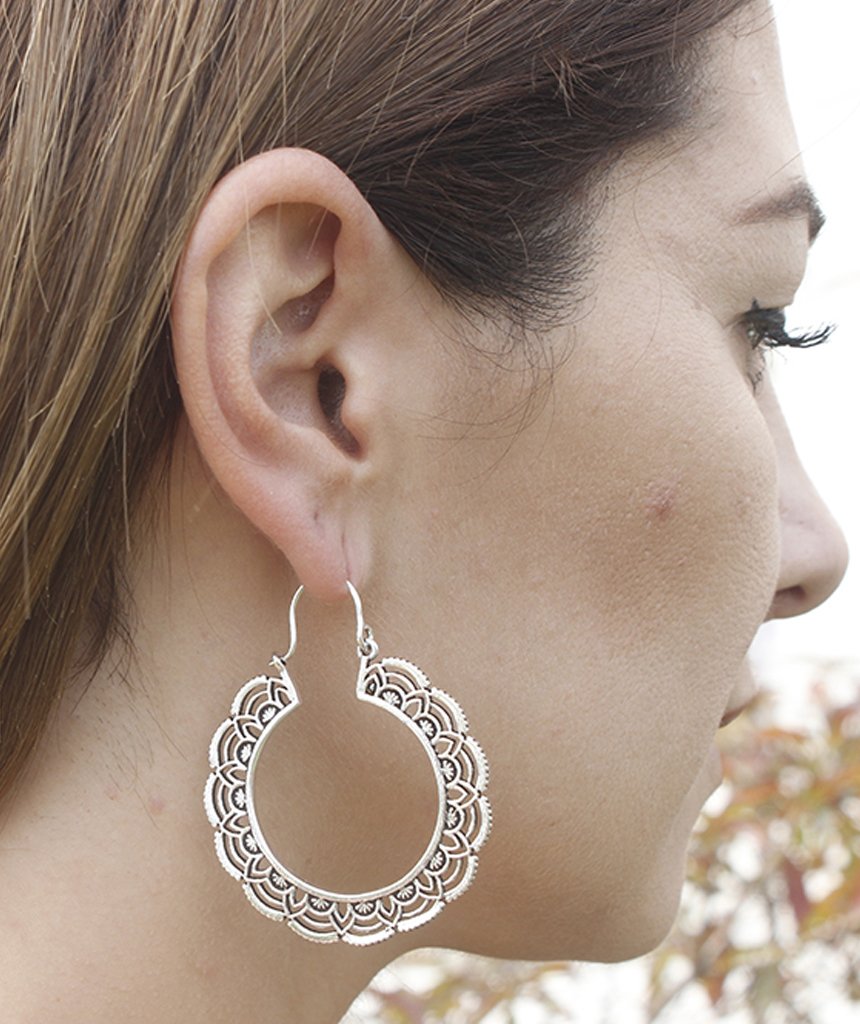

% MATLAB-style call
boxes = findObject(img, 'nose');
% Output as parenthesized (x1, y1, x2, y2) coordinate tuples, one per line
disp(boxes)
(770, 490, 849, 618)
(763, 385, 849, 621)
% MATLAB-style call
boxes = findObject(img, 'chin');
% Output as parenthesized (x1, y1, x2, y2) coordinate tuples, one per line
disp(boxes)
(449, 877, 684, 966)
(442, 828, 691, 965)
(589, 851, 688, 963)
(585, 902, 681, 964)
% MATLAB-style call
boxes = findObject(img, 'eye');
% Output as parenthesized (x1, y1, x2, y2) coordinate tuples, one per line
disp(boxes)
(741, 299, 836, 394)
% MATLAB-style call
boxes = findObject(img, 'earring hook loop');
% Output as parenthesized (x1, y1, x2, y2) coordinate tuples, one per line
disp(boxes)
(283, 581, 377, 662)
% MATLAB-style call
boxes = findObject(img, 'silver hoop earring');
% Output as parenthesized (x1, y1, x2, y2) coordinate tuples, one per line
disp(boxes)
(204, 581, 492, 945)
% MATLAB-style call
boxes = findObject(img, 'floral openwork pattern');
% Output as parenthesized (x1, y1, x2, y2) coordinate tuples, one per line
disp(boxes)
(205, 654, 492, 945)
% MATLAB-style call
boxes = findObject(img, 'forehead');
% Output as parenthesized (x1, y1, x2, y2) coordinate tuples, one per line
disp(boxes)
(688, 4, 802, 217)
(604, 5, 808, 291)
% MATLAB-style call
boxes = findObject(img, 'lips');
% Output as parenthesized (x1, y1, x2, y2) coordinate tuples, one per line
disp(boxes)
(720, 656, 760, 729)
(719, 695, 755, 729)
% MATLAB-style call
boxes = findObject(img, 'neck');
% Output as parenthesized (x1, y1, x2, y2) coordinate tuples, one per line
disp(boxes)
(0, 659, 419, 1019)
(0, 678, 411, 1023)
(0, 427, 425, 1022)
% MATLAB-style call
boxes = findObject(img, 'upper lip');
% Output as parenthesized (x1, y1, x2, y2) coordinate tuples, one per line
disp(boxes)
(719, 694, 756, 729)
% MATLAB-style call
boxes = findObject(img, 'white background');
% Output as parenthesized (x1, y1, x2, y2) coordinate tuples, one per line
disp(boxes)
(755, 0, 860, 694)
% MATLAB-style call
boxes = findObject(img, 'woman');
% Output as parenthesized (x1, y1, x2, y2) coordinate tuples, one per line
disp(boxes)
(0, 0, 849, 1020)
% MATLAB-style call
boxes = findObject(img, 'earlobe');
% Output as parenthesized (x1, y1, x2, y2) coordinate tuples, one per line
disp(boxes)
(169, 149, 393, 601)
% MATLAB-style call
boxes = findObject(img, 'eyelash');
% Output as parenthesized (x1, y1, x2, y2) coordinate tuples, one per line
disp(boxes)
(742, 299, 836, 393)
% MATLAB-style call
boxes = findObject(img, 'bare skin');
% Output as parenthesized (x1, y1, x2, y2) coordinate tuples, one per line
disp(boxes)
(0, 4, 848, 1021)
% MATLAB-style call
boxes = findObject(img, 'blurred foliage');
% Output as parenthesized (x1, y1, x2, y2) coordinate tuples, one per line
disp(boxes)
(359, 953, 575, 1023)
(649, 676, 860, 1022)
(351, 671, 860, 1023)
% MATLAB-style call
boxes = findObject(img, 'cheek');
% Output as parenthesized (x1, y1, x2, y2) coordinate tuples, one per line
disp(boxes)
(494, 380, 779, 943)
(383, 340, 781, 954)
(502, 377, 774, 804)
(594, 424, 778, 654)
(557, 367, 780, 722)
(412, 339, 781, 744)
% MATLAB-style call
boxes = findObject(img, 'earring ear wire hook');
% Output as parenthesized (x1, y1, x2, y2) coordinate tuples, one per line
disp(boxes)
(282, 581, 377, 662)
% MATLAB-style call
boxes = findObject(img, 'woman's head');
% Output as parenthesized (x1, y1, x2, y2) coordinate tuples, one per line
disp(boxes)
(0, 0, 847, 999)
(0, 0, 755, 800)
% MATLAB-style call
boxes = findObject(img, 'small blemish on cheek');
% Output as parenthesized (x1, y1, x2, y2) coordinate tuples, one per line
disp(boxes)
(644, 482, 679, 523)
(148, 795, 167, 817)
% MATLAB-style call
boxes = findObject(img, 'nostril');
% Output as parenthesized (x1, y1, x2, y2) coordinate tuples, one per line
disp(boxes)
(768, 522, 850, 621)
(767, 585, 808, 620)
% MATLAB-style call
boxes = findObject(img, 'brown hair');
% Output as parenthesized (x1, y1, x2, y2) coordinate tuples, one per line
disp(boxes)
(0, 0, 751, 799)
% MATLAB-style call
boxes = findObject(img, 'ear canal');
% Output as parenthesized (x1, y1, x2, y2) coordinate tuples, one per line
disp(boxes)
(317, 364, 359, 455)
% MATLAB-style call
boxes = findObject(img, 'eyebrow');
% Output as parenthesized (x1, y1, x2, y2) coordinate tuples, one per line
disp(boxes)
(734, 181, 826, 245)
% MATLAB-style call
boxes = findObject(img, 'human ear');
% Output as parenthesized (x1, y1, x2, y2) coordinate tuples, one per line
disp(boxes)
(170, 149, 401, 601)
